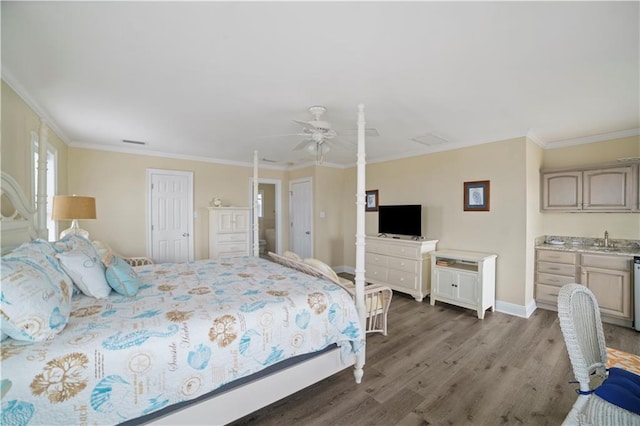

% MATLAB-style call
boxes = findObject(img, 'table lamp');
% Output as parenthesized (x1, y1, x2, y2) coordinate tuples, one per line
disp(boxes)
(52, 195, 96, 239)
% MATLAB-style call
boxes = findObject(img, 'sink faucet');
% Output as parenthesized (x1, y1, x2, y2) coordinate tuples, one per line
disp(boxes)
(604, 230, 609, 248)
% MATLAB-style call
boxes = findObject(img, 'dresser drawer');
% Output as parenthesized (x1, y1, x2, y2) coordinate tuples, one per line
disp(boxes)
(537, 261, 576, 276)
(365, 263, 388, 282)
(537, 272, 576, 287)
(217, 233, 247, 243)
(366, 241, 389, 255)
(387, 257, 419, 273)
(537, 250, 577, 264)
(536, 284, 562, 305)
(216, 243, 248, 254)
(388, 269, 418, 290)
(365, 253, 388, 267)
(387, 244, 420, 259)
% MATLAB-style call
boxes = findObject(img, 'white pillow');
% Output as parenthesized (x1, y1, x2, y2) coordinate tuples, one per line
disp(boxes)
(303, 258, 340, 283)
(283, 251, 303, 261)
(57, 248, 111, 298)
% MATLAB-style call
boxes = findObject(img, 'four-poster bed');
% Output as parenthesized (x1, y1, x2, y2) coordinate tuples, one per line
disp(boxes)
(0, 105, 369, 425)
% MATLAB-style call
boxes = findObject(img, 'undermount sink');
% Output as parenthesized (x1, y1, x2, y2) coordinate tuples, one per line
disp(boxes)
(590, 246, 620, 252)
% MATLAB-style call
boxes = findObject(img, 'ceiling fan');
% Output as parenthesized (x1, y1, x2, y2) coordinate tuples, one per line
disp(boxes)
(261, 105, 377, 164)
(291, 106, 340, 164)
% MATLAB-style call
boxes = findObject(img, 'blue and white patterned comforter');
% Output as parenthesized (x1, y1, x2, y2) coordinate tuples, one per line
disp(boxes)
(0, 257, 363, 425)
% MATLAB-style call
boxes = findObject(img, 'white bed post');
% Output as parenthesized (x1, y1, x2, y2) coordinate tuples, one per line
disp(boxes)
(37, 120, 49, 240)
(252, 150, 260, 257)
(354, 104, 366, 383)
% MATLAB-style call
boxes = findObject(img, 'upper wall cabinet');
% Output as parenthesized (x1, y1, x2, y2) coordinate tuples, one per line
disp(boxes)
(541, 163, 638, 212)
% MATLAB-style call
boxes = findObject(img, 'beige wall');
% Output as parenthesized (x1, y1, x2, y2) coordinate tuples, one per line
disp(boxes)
(1, 81, 68, 213)
(67, 147, 287, 259)
(343, 138, 530, 306)
(540, 136, 640, 240)
(525, 138, 544, 309)
(314, 166, 347, 266)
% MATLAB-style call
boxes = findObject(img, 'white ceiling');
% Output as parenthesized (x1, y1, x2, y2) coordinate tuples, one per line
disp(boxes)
(2, 1, 639, 168)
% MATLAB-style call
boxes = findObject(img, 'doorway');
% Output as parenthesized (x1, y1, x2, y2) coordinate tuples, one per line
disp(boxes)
(251, 178, 282, 257)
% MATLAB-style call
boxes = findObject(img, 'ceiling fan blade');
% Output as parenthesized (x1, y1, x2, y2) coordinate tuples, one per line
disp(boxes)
(293, 119, 318, 129)
(256, 133, 310, 139)
(293, 140, 311, 151)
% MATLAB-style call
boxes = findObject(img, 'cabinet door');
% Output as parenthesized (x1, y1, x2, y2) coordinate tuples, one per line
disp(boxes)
(433, 268, 456, 299)
(583, 166, 633, 211)
(541, 171, 582, 210)
(456, 271, 479, 305)
(581, 266, 631, 319)
(215, 211, 235, 233)
(232, 210, 249, 232)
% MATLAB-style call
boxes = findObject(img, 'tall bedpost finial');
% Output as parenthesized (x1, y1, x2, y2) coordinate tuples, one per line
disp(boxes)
(37, 121, 49, 239)
(253, 150, 260, 257)
(354, 104, 366, 383)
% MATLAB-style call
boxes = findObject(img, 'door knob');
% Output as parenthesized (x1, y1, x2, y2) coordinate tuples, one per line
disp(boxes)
(182, 233, 190, 237)
(305, 231, 310, 235)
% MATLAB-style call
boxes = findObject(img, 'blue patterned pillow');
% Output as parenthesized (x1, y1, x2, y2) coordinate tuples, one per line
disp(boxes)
(0, 251, 73, 342)
(105, 255, 140, 296)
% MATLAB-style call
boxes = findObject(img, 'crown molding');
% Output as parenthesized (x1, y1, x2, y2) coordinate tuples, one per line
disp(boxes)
(67, 141, 290, 171)
(544, 128, 640, 149)
(1, 73, 71, 145)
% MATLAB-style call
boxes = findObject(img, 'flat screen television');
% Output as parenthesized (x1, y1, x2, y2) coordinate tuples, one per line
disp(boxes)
(378, 204, 422, 238)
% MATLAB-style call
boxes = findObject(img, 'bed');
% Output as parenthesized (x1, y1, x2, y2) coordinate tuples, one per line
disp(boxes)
(0, 105, 369, 425)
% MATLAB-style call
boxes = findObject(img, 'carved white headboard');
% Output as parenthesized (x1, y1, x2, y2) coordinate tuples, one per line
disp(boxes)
(1, 172, 39, 249)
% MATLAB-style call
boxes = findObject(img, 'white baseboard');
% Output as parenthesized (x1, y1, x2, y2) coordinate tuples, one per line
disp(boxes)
(495, 299, 537, 318)
(335, 265, 539, 320)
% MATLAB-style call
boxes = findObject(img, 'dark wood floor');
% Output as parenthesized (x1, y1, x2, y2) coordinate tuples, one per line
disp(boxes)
(231, 288, 639, 426)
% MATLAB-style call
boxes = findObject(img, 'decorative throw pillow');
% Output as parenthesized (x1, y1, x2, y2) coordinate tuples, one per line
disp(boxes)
(8, 240, 74, 286)
(92, 240, 115, 266)
(303, 258, 340, 284)
(57, 248, 111, 298)
(0, 254, 73, 342)
(55, 234, 101, 258)
(283, 251, 303, 261)
(105, 255, 140, 296)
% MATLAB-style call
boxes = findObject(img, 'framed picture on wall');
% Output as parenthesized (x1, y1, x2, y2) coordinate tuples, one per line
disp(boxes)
(366, 189, 379, 212)
(464, 180, 490, 211)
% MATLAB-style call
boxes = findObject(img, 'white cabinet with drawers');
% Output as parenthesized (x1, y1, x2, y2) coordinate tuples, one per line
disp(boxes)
(209, 207, 250, 259)
(365, 236, 438, 302)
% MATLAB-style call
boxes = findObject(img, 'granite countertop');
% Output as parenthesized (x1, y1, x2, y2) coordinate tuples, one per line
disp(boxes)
(536, 235, 640, 257)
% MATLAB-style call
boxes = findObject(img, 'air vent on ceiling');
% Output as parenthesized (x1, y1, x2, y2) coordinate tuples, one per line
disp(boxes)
(122, 139, 147, 145)
(411, 133, 449, 146)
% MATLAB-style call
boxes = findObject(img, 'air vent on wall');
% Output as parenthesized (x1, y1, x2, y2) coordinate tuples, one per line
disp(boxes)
(122, 139, 147, 145)
(411, 133, 449, 146)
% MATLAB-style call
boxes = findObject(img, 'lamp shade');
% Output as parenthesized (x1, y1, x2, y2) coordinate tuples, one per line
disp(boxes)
(52, 195, 96, 220)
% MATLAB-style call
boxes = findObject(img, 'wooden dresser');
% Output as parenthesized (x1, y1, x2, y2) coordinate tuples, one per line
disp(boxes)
(364, 236, 438, 302)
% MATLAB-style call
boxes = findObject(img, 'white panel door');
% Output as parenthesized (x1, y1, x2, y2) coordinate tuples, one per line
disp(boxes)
(290, 178, 313, 258)
(148, 170, 193, 263)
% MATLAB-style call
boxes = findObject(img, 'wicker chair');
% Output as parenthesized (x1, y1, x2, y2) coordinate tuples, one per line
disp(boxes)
(557, 284, 640, 425)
